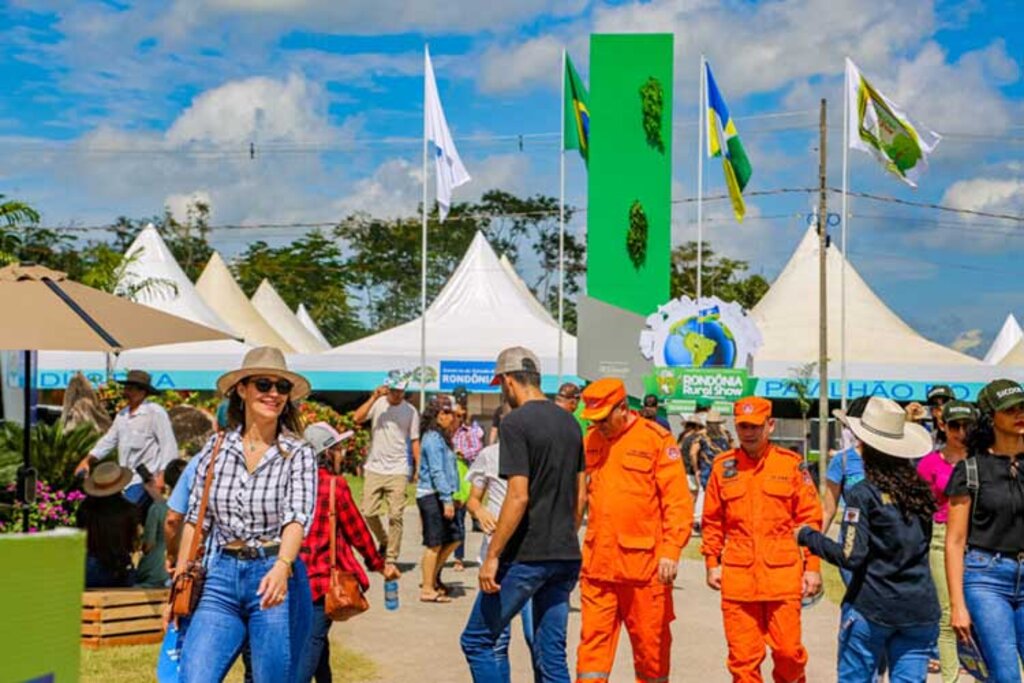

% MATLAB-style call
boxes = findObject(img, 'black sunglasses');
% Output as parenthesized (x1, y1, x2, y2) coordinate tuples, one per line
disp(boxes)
(247, 377, 294, 395)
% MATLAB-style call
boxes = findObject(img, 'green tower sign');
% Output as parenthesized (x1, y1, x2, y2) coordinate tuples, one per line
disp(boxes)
(586, 34, 674, 316)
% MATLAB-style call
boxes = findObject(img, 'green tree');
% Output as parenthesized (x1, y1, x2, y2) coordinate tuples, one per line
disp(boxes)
(336, 191, 581, 333)
(670, 241, 770, 310)
(234, 230, 364, 345)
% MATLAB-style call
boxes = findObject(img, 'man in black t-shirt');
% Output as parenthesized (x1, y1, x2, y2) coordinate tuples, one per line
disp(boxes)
(460, 346, 585, 682)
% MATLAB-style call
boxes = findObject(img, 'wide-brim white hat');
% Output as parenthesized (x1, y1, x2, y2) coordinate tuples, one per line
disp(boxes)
(216, 346, 311, 400)
(834, 397, 932, 459)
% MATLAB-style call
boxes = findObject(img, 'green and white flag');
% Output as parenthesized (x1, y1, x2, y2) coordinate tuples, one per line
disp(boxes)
(846, 57, 940, 187)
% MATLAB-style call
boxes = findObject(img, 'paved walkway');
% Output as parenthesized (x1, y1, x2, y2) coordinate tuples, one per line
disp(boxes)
(329, 508, 943, 682)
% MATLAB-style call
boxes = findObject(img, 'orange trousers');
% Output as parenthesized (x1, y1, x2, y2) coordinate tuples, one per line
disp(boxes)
(721, 599, 807, 683)
(576, 577, 674, 683)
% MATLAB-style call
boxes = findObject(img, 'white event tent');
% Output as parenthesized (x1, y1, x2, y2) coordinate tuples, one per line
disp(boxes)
(324, 231, 577, 390)
(37, 225, 250, 390)
(251, 280, 330, 354)
(296, 304, 331, 348)
(984, 314, 1023, 365)
(196, 251, 295, 352)
(750, 227, 984, 385)
(998, 339, 1024, 371)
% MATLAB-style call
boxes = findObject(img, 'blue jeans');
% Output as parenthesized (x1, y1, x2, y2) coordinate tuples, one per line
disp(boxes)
(837, 604, 937, 683)
(493, 599, 540, 681)
(963, 548, 1024, 683)
(454, 505, 467, 561)
(300, 598, 333, 683)
(461, 560, 580, 683)
(180, 553, 313, 683)
(85, 555, 135, 588)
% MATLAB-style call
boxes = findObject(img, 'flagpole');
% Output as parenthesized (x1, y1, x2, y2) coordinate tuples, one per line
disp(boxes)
(420, 44, 429, 412)
(557, 48, 566, 386)
(696, 54, 705, 306)
(841, 62, 849, 412)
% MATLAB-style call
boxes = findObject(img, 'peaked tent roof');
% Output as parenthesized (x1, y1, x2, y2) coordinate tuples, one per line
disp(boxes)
(328, 232, 576, 376)
(750, 228, 980, 368)
(998, 339, 1024, 367)
(118, 225, 247, 354)
(984, 314, 1023, 364)
(251, 280, 330, 354)
(195, 252, 295, 352)
(498, 254, 558, 327)
(296, 304, 331, 347)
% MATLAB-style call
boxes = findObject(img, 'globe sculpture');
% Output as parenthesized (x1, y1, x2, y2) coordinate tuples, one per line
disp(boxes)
(663, 316, 738, 368)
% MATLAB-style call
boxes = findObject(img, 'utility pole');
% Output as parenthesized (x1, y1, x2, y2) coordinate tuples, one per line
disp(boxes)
(817, 98, 830, 495)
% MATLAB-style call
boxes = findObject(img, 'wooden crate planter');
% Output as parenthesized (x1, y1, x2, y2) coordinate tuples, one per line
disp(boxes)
(81, 588, 169, 648)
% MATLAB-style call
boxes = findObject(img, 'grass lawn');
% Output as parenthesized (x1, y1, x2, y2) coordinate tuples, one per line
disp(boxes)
(344, 474, 417, 506)
(80, 640, 378, 682)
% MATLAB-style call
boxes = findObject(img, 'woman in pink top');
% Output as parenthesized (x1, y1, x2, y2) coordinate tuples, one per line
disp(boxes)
(916, 400, 977, 683)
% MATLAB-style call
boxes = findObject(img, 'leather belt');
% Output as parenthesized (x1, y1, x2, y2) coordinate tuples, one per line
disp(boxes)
(222, 544, 280, 560)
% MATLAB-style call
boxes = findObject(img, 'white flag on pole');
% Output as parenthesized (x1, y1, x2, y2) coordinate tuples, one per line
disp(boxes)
(845, 57, 940, 187)
(425, 47, 470, 221)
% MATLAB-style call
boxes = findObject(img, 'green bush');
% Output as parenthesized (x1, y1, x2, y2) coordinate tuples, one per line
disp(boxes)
(0, 421, 101, 490)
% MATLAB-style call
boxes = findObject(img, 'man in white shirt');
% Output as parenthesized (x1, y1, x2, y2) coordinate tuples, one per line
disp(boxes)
(74, 370, 178, 511)
(353, 378, 421, 569)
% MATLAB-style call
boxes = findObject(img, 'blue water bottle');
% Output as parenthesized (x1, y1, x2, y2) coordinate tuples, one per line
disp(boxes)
(384, 579, 400, 611)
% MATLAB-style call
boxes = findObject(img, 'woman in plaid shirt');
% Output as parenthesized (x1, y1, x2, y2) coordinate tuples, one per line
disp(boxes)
(170, 347, 318, 683)
(299, 422, 401, 682)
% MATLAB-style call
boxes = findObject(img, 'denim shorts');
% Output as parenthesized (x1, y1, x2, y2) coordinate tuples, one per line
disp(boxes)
(417, 493, 457, 547)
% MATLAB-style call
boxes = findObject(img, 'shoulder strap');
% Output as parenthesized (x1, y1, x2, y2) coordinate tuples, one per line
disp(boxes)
(187, 432, 225, 562)
(965, 457, 980, 529)
(329, 475, 337, 569)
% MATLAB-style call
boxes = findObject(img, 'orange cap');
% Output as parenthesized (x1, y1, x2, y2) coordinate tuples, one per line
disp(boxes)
(580, 377, 627, 421)
(734, 396, 772, 425)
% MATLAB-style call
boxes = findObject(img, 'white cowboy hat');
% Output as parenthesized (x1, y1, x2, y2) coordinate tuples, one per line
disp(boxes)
(216, 346, 311, 400)
(834, 397, 932, 459)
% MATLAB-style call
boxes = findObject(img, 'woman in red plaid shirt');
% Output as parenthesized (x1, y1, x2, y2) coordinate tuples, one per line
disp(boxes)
(299, 422, 401, 683)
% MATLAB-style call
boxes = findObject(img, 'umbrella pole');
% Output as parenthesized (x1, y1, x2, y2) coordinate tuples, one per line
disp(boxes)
(20, 349, 32, 532)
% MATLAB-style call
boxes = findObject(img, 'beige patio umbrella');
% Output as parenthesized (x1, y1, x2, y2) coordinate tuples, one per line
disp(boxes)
(0, 263, 236, 529)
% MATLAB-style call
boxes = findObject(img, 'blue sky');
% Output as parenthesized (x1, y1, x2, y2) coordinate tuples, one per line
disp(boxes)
(0, 0, 1022, 355)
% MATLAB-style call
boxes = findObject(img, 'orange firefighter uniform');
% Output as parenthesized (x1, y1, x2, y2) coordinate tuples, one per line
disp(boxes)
(576, 378, 694, 683)
(700, 397, 823, 683)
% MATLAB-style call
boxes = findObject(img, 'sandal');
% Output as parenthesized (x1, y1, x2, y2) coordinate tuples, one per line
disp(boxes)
(419, 593, 452, 603)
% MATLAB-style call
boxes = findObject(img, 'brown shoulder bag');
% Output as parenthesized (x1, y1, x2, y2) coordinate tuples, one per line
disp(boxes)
(169, 432, 225, 618)
(324, 476, 370, 621)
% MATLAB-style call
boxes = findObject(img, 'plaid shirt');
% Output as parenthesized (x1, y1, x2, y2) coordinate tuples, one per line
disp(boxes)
(300, 468, 385, 600)
(452, 422, 484, 464)
(186, 429, 317, 549)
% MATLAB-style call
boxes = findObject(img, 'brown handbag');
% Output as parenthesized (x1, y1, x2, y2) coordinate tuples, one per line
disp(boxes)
(169, 432, 225, 618)
(324, 476, 370, 621)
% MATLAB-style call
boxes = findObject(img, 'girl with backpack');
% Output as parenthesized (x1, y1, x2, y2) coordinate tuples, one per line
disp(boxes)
(946, 379, 1024, 683)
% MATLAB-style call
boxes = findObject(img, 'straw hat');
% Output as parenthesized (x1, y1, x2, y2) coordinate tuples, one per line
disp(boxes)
(83, 461, 133, 497)
(216, 346, 311, 400)
(834, 397, 932, 459)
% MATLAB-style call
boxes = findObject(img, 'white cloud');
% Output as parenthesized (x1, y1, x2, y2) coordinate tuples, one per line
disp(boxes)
(332, 158, 423, 218)
(478, 36, 565, 94)
(941, 175, 1024, 217)
(951, 328, 983, 353)
(165, 190, 213, 222)
(161, 0, 588, 37)
(167, 74, 336, 146)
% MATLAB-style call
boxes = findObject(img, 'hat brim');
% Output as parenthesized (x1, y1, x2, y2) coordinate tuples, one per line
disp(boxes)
(845, 418, 932, 459)
(735, 415, 768, 426)
(993, 395, 1024, 414)
(216, 366, 311, 400)
(580, 404, 614, 421)
(83, 466, 133, 497)
(117, 379, 158, 395)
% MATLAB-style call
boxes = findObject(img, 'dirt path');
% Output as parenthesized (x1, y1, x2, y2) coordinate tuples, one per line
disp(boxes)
(329, 509, 942, 682)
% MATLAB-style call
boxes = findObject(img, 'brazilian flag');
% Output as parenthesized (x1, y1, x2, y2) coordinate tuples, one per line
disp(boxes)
(564, 53, 590, 165)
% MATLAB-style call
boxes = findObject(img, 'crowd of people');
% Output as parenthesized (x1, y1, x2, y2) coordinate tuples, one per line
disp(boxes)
(67, 343, 1024, 683)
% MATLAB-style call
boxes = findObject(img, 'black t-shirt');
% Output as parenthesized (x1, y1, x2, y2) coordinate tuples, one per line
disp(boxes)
(498, 399, 584, 563)
(946, 452, 1024, 554)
